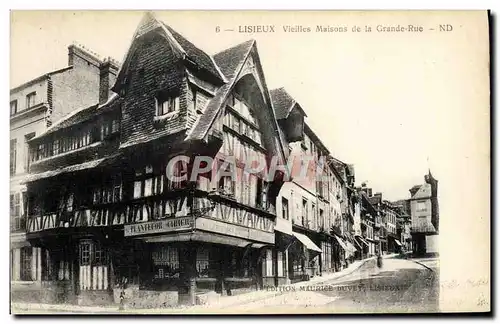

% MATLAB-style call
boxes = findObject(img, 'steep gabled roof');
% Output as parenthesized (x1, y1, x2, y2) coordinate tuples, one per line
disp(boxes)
(187, 40, 288, 167)
(162, 22, 225, 81)
(113, 12, 225, 93)
(269, 87, 307, 120)
(186, 40, 256, 141)
(213, 39, 255, 79)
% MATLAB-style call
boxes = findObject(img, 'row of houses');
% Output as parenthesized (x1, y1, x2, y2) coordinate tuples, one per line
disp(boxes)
(10, 12, 439, 308)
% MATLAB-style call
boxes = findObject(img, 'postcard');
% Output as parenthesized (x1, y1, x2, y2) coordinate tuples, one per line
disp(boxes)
(9, 10, 490, 314)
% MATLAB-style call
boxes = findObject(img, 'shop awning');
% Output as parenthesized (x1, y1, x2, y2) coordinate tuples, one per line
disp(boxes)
(394, 239, 403, 246)
(140, 231, 272, 248)
(334, 235, 350, 251)
(292, 231, 322, 253)
(345, 241, 358, 254)
(355, 235, 370, 247)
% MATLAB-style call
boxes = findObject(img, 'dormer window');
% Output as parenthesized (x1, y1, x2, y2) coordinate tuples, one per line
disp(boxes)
(156, 91, 179, 116)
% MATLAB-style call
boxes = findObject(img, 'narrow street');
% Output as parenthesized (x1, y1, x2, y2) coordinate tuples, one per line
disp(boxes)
(11, 256, 440, 314)
(208, 257, 439, 314)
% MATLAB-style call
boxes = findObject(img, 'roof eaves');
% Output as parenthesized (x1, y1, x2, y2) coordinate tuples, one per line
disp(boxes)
(10, 66, 74, 94)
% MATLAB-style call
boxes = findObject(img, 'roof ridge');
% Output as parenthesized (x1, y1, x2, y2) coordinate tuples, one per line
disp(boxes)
(213, 39, 255, 58)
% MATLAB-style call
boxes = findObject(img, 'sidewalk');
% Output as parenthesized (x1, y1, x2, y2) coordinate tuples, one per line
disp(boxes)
(12, 256, 379, 314)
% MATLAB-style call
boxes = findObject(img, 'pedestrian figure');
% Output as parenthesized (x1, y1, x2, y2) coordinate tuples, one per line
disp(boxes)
(119, 277, 128, 311)
(377, 252, 383, 268)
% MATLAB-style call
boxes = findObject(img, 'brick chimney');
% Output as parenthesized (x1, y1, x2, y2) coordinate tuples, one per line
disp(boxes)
(374, 192, 382, 200)
(99, 57, 119, 104)
(68, 43, 102, 68)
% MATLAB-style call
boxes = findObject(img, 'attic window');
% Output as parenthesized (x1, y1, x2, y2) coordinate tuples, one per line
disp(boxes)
(156, 91, 179, 116)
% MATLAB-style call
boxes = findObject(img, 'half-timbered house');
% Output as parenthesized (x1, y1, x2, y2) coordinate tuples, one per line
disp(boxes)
(23, 13, 291, 307)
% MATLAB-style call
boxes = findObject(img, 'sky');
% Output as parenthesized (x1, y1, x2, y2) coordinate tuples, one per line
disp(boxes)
(10, 11, 488, 203)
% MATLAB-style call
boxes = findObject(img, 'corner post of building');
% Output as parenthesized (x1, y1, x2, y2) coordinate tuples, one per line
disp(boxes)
(179, 244, 197, 306)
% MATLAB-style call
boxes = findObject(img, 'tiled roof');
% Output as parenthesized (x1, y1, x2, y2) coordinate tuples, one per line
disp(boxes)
(187, 40, 255, 141)
(269, 87, 295, 120)
(162, 22, 225, 82)
(368, 195, 382, 205)
(31, 93, 119, 141)
(22, 157, 108, 184)
(213, 39, 255, 79)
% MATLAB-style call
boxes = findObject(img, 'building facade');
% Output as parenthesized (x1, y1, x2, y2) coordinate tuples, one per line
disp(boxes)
(394, 199, 412, 252)
(23, 13, 296, 307)
(10, 42, 118, 302)
(270, 87, 355, 283)
(409, 170, 439, 256)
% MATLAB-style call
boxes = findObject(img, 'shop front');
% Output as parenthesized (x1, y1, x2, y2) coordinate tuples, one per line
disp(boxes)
(355, 235, 370, 259)
(121, 198, 275, 307)
(274, 220, 322, 284)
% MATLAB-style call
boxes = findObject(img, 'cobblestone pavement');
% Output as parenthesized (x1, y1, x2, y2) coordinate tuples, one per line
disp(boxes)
(12, 255, 439, 314)
(208, 257, 439, 314)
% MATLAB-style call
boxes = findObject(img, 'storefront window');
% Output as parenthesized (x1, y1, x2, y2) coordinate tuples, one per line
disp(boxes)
(261, 249, 274, 277)
(196, 247, 211, 278)
(20, 247, 33, 281)
(277, 251, 284, 277)
(152, 245, 180, 279)
(41, 248, 52, 281)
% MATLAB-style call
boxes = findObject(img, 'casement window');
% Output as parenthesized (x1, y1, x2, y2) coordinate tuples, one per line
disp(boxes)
(37, 143, 46, 160)
(101, 122, 111, 139)
(80, 241, 92, 265)
(10, 193, 21, 231)
(302, 198, 308, 226)
(133, 165, 168, 200)
(10, 139, 17, 175)
(20, 247, 33, 281)
(218, 165, 235, 197)
(416, 201, 427, 212)
(10, 100, 17, 116)
(156, 94, 179, 116)
(319, 209, 324, 229)
(23, 133, 36, 171)
(52, 139, 60, 156)
(93, 174, 122, 204)
(255, 178, 268, 209)
(282, 197, 289, 220)
(101, 119, 119, 140)
(111, 119, 120, 134)
(152, 245, 180, 279)
(26, 92, 36, 109)
(312, 204, 316, 229)
(79, 240, 107, 269)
